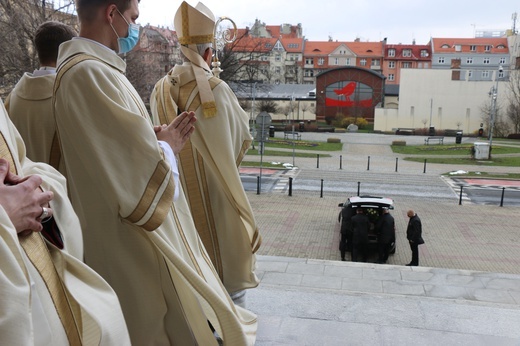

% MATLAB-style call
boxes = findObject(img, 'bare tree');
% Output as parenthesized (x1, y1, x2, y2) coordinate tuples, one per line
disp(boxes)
(480, 101, 509, 137)
(507, 70, 520, 134)
(0, 0, 76, 97)
(258, 99, 278, 114)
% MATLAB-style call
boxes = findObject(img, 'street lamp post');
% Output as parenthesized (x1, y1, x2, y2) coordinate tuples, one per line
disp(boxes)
(488, 66, 503, 159)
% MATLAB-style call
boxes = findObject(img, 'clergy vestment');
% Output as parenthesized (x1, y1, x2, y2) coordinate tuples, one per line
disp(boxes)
(5, 72, 61, 169)
(53, 38, 256, 345)
(0, 101, 130, 345)
(151, 62, 261, 294)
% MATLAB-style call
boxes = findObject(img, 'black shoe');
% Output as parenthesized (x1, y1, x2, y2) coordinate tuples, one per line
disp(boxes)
(405, 263, 412, 266)
(341, 258, 346, 261)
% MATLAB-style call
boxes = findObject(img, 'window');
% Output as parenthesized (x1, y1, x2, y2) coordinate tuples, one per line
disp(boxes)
(388, 49, 395, 57)
(287, 43, 299, 49)
(468, 70, 473, 78)
(388, 74, 395, 81)
(438, 57, 445, 64)
(305, 58, 314, 65)
(466, 57, 473, 64)
(275, 67, 281, 74)
(334, 58, 339, 65)
(500, 57, 506, 64)
(275, 54, 281, 62)
(318, 58, 325, 65)
(402, 62, 410, 68)
(470, 45, 476, 51)
(485, 45, 491, 51)
(265, 43, 272, 48)
(497, 44, 505, 49)
(420, 50, 429, 57)
(402, 49, 411, 57)
(483, 57, 490, 64)
(371, 59, 380, 66)
(360, 58, 367, 66)
(345, 58, 351, 65)
(388, 61, 395, 68)
(482, 70, 489, 78)
(455, 44, 461, 51)
(304, 69, 314, 77)
(261, 55, 268, 61)
(441, 44, 450, 48)
(498, 71, 505, 78)
(274, 41, 283, 51)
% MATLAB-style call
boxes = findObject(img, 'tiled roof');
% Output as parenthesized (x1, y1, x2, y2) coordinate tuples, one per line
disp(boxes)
(304, 41, 383, 57)
(281, 38, 304, 53)
(431, 37, 509, 54)
(384, 44, 431, 60)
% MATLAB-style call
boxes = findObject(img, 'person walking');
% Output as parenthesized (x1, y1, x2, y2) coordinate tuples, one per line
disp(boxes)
(351, 208, 370, 262)
(406, 210, 424, 266)
(376, 208, 395, 264)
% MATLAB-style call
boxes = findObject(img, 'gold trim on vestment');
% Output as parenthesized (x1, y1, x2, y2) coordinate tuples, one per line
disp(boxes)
(178, 34, 214, 45)
(126, 160, 170, 224)
(0, 132, 17, 174)
(236, 139, 251, 167)
(141, 174, 175, 231)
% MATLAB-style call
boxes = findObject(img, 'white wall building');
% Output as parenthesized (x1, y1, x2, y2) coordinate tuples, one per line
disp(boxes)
(374, 68, 510, 134)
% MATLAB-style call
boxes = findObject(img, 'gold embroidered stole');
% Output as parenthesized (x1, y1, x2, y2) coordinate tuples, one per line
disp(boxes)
(0, 132, 82, 345)
(154, 75, 225, 281)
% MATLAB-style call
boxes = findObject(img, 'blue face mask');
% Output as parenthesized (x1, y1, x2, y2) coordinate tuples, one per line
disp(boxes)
(111, 9, 140, 54)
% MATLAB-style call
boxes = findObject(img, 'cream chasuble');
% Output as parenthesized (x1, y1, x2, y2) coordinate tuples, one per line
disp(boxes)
(5, 72, 61, 169)
(150, 63, 261, 294)
(53, 39, 257, 345)
(0, 102, 130, 345)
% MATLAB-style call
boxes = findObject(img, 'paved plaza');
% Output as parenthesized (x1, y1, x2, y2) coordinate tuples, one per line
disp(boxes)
(242, 132, 520, 345)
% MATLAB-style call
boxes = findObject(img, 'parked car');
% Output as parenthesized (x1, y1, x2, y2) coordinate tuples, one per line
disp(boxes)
(338, 195, 396, 254)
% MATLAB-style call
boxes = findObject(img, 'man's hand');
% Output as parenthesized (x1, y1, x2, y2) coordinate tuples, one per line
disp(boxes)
(0, 159, 54, 235)
(155, 111, 196, 154)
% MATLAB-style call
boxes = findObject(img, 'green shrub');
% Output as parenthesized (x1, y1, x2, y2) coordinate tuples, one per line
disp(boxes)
(327, 137, 341, 143)
(392, 140, 406, 146)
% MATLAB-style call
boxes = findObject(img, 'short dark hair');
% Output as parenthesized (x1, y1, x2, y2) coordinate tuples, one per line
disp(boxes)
(76, 0, 137, 21)
(34, 21, 77, 65)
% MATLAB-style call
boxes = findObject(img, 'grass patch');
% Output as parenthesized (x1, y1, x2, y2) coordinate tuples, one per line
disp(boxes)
(405, 156, 520, 167)
(443, 171, 520, 179)
(246, 148, 331, 158)
(260, 139, 343, 151)
(392, 144, 520, 155)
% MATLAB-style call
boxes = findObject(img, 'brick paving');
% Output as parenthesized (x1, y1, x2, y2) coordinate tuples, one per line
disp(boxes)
(246, 132, 520, 275)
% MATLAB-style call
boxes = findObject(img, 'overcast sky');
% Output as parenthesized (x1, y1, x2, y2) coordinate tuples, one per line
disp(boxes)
(138, 0, 519, 45)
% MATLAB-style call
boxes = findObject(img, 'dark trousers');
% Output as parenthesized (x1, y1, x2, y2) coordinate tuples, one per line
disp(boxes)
(409, 241, 419, 266)
(352, 241, 368, 262)
(378, 241, 391, 263)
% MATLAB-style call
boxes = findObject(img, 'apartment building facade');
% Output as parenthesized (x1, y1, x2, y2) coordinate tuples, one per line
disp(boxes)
(430, 37, 510, 81)
(382, 43, 432, 85)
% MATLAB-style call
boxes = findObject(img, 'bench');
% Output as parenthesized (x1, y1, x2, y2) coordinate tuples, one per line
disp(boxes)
(284, 131, 302, 140)
(424, 136, 444, 145)
(395, 128, 415, 135)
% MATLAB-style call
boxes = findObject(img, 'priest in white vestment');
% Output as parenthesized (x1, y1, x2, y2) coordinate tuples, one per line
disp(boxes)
(151, 1, 261, 298)
(0, 100, 130, 345)
(53, 0, 257, 344)
(5, 21, 76, 169)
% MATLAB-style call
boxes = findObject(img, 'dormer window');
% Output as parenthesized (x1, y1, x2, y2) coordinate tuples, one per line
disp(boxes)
(388, 49, 395, 57)
(441, 44, 450, 49)
(402, 49, 411, 57)
(485, 45, 492, 51)
(497, 44, 505, 49)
